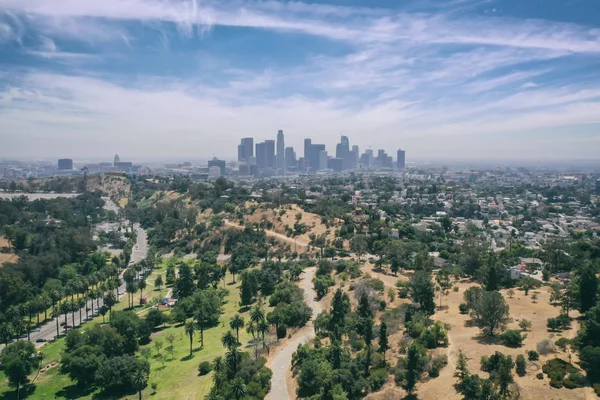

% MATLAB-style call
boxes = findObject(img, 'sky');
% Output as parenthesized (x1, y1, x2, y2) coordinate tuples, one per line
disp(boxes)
(1, 0, 599, 162)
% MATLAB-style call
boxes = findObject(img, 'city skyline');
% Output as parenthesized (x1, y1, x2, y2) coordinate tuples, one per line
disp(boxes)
(1, 0, 599, 160)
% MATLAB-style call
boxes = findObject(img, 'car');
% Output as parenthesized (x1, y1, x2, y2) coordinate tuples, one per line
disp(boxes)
(36, 338, 47, 343)
(32, 327, 41, 332)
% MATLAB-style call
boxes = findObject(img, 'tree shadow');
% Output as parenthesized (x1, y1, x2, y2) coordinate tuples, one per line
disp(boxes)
(180, 354, 194, 361)
(0, 383, 37, 400)
(401, 394, 419, 400)
(237, 306, 251, 313)
(473, 333, 502, 346)
(55, 384, 95, 399)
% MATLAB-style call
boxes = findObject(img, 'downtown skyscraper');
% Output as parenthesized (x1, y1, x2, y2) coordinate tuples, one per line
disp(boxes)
(276, 130, 285, 173)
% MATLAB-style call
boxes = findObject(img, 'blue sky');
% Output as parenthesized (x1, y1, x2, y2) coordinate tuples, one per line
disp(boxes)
(1, 0, 599, 161)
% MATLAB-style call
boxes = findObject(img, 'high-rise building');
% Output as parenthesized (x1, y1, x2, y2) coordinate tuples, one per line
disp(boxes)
(328, 158, 343, 173)
(309, 144, 325, 172)
(276, 130, 285, 172)
(239, 138, 254, 161)
(255, 142, 267, 169)
(336, 135, 357, 170)
(303, 139, 312, 170)
(208, 157, 226, 176)
(318, 150, 328, 170)
(397, 149, 406, 170)
(113, 154, 120, 166)
(265, 140, 276, 168)
(351, 145, 359, 168)
(58, 158, 73, 170)
(285, 147, 296, 170)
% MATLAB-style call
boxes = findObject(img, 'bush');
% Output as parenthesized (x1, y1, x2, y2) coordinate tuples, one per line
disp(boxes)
(527, 350, 539, 361)
(459, 303, 469, 314)
(593, 383, 600, 396)
(555, 337, 571, 351)
(277, 324, 287, 340)
(516, 354, 527, 376)
(501, 329, 526, 348)
(398, 287, 409, 299)
(547, 318, 561, 332)
(542, 358, 580, 388)
(198, 361, 212, 376)
(519, 319, 532, 331)
(536, 372, 544, 379)
(351, 338, 365, 351)
(368, 368, 388, 391)
(428, 354, 448, 378)
(537, 339, 554, 355)
(549, 378, 563, 388)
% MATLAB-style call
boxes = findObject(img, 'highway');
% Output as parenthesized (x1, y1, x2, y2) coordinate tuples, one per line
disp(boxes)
(16, 197, 148, 347)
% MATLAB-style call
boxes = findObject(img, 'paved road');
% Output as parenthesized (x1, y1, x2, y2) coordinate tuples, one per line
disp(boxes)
(20, 198, 147, 346)
(0, 192, 80, 200)
(267, 267, 322, 400)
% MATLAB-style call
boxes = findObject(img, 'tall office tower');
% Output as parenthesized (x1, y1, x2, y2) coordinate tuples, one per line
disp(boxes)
(58, 158, 73, 170)
(309, 144, 325, 172)
(318, 150, 328, 170)
(285, 147, 296, 170)
(351, 145, 359, 168)
(276, 130, 285, 172)
(239, 137, 254, 161)
(397, 149, 406, 169)
(265, 140, 276, 168)
(255, 142, 267, 169)
(303, 139, 312, 171)
(114, 154, 120, 166)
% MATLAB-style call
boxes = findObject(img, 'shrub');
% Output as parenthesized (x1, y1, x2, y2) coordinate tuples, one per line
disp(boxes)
(537, 339, 554, 355)
(536, 373, 544, 380)
(555, 337, 571, 351)
(549, 378, 563, 388)
(459, 303, 469, 314)
(547, 318, 561, 332)
(542, 358, 580, 388)
(593, 383, 600, 397)
(351, 338, 365, 351)
(428, 354, 448, 378)
(527, 350, 539, 361)
(277, 324, 287, 340)
(516, 354, 527, 376)
(501, 330, 526, 348)
(198, 361, 212, 376)
(519, 319, 532, 331)
(368, 368, 388, 391)
(398, 287, 409, 299)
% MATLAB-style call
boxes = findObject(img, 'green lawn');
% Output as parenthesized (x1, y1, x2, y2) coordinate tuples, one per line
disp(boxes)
(0, 261, 254, 400)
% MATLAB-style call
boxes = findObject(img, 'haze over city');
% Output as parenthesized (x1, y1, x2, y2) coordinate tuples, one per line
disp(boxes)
(1, 0, 600, 160)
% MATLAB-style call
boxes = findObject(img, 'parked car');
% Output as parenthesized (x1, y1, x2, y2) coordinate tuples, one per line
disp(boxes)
(36, 338, 47, 343)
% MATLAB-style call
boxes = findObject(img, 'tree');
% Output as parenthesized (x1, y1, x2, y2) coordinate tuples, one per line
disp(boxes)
(579, 346, 600, 383)
(464, 286, 484, 317)
(175, 263, 195, 299)
(410, 270, 436, 315)
(138, 278, 147, 304)
(132, 367, 149, 400)
(154, 275, 164, 291)
(184, 322, 197, 356)
(507, 289, 515, 299)
(350, 234, 368, 261)
(194, 289, 222, 348)
(531, 292, 538, 303)
(229, 314, 245, 343)
(230, 377, 248, 400)
(483, 254, 500, 291)
(436, 270, 453, 308)
(475, 291, 510, 337)
(221, 330, 238, 350)
(240, 270, 259, 306)
(547, 317, 561, 332)
(0, 341, 38, 400)
(577, 263, 598, 313)
(165, 265, 176, 285)
(403, 342, 426, 395)
(515, 354, 526, 377)
(378, 321, 389, 362)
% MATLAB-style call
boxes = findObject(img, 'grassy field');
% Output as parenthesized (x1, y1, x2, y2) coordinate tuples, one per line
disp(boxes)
(0, 259, 254, 400)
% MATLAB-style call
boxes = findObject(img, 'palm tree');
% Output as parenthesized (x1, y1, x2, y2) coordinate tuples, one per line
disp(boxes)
(257, 319, 269, 350)
(221, 330, 238, 350)
(77, 298, 86, 326)
(226, 347, 243, 374)
(267, 312, 282, 341)
(246, 322, 258, 358)
(250, 306, 265, 326)
(131, 369, 149, 400)
(230, 377, 247, 400)
(184, 321, 196, 356)
(229, 314, 245, 343)
(212, 356, 225, 389)
(138, 278, 147, 304)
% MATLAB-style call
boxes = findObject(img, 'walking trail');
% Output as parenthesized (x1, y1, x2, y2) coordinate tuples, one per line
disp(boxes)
(267, 267, 322, 400)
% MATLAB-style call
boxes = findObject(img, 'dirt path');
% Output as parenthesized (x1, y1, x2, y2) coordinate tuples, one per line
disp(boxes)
(266, 267, 322, 400)
(223, 219, 310, 249)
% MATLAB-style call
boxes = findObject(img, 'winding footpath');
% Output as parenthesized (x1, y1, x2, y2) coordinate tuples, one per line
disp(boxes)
(267, 267, 322, 400)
